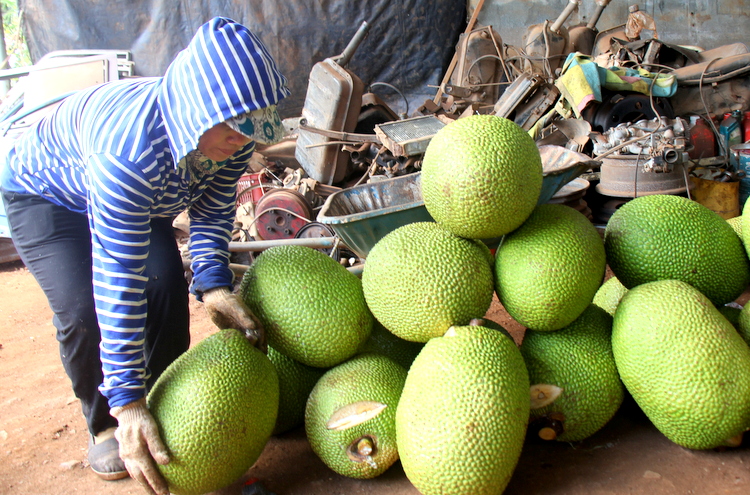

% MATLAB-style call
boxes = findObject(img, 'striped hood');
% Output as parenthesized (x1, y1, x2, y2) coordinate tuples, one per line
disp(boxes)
(158, 17, 290, 163)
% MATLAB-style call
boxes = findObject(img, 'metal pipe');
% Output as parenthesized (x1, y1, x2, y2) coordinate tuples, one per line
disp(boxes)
(184, 260, 364, 278)
(550, 0, 580, 34)
(663, 149, 679, 164)
(587, 0, 612, 29)
(335, 21, 370, 67)
(229, 237, 338, 252)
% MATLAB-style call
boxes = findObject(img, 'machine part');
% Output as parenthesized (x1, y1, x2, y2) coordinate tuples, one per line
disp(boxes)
(294, 221, 343, 260)
(538, 145, 600, 204)
(669, 51, 750, 118)
(522, 0, 579, 76)
(535, 117, 592, 151)
(295, 21, 370, 185)
(374, 115, 447, 157)
(230, 236, 337, 252)
(492, 72, 544, 119)
(449, 26, 508, 108)
(432, 0, 487, 105)
(596, 154, 691, 198)
(355, 92, 401, 133)
(583, 92, 674, 133)
(592, 117, 688, 158)
(236, 171, 277, 206)
(253, 188, 314, 240)
(566, 0, 611, 56)
(511, 82, 560, 131)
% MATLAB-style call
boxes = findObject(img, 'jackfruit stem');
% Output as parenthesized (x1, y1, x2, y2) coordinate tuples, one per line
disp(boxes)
(722, 432, 744, 448)
(531, 413, 565, 441)
(357, 437, 374, 456)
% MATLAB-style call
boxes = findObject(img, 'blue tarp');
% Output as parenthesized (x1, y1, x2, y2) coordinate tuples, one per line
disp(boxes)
(18, 0, 466, 119)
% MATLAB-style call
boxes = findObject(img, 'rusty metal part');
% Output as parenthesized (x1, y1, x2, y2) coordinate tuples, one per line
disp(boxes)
(512, 82, 560, 131)
(374, 115, 446, 157)
(357, 92, 401, 131)
(432, 0, 486, 105)
(298, 119, 380, 144)
(522, 0, 579, 76)
(492, 72, 544, 119)
(566, 0, 611, 55)
(596, 154, 692, 198)
(449, 25, 508, 107)
(253, 188, 314, 240)
(294, 221, 342, 260)
(295, 21, 371, 185)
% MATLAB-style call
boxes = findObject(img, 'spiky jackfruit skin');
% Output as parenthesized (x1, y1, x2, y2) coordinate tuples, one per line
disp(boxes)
(357, 320, 424, 371)
(495, 204, 606, 331)
(612, 280, 750, 450)
(396, 325, 529, 495)
(606, 194, 750, 306)
(421, 114, 543, 239)
(362, 222, 495, 343)
(240, 245, 373, 368)
(267, 346, 326, 435)
(147, 329, 279, 495)
(522, 304, 624, 442)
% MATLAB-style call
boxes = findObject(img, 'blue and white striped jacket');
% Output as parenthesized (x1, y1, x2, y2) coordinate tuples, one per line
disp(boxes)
(0, 17, 289, 408)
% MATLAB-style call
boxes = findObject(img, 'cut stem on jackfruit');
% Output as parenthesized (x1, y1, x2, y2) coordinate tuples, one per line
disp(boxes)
(346, 436, 378, 464)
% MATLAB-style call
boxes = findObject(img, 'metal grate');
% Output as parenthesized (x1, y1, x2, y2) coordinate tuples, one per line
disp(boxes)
(374, 116, 446, 156)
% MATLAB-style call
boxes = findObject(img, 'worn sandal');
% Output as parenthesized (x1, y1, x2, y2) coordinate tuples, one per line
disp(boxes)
(88, 434, 128, 481)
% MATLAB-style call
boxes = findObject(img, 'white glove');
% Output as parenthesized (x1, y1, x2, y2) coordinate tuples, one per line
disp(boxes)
(110, 398, 170, 495)
(202, 286, 266, 350)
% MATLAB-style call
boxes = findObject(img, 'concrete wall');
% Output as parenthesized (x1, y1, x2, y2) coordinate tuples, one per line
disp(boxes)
(473, 0, 750, 54)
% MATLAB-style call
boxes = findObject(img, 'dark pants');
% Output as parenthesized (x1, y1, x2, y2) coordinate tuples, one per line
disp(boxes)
(2, 190, 190, 436)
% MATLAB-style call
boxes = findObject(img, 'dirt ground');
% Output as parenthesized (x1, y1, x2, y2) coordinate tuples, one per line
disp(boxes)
(3, 258, 750, 495)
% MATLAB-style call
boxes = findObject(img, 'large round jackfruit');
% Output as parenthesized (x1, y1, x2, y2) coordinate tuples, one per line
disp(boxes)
(361, 222, 495, 342)
(522, 304, 624, 442)
(495, 203, 606, 331)
(147, 329, 279, 495)
(267, 346, 326, 435)
(305, 353, 407, 479)
(612, 280, 750, 449)
(240, 245, 373, 368)
(396, 324, 529, 495)
(421, 114, 543, 239)
(606, 194, 750, 305)
(357, 320, 424, 371)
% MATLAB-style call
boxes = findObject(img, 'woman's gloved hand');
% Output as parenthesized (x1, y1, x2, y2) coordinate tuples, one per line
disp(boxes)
(110, 398, 170, 495)
(202, 286, 266, 350)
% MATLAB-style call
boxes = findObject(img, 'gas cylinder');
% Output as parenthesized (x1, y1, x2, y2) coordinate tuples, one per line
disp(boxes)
(688, 116, 716, 160)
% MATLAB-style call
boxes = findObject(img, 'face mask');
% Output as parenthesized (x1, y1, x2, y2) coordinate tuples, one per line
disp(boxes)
(181, 149, 221, 184)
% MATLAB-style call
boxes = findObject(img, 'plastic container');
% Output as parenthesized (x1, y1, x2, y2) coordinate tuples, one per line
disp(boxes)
(743, 110, 750, 143)
(720, 111, 742, 167)
(688, 115, 716, 160)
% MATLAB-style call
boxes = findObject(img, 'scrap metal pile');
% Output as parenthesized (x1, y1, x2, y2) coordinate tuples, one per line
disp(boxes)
(228, 1, 750, 264)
